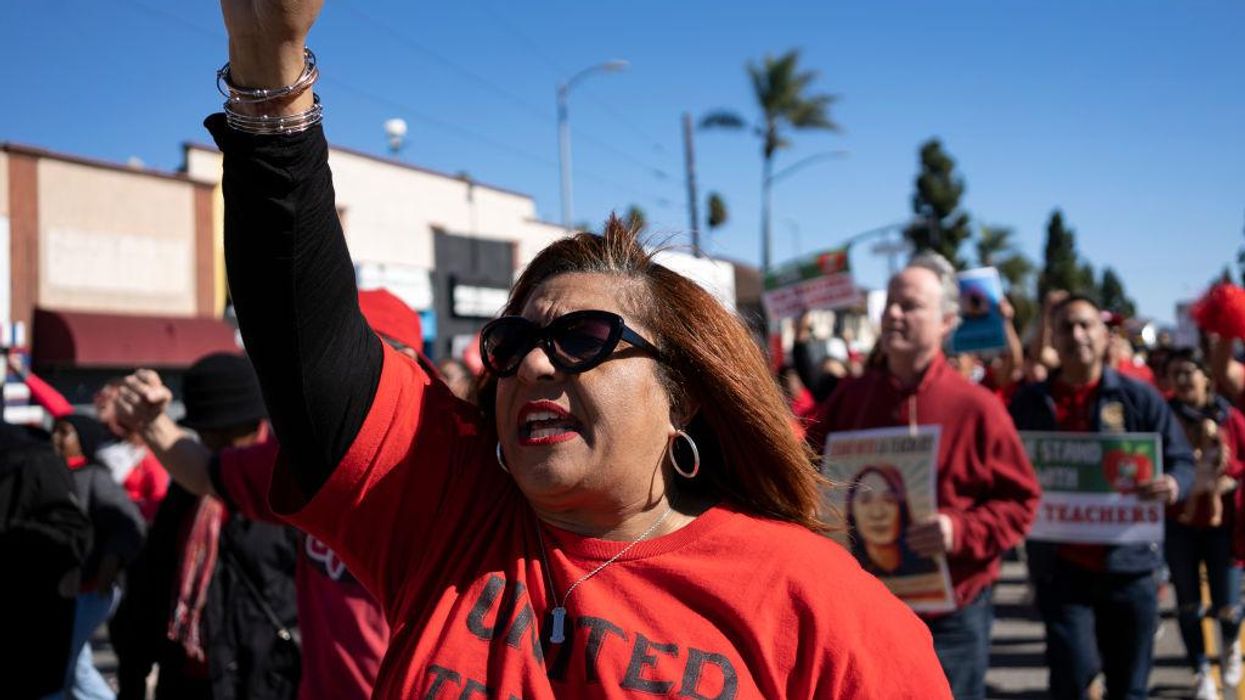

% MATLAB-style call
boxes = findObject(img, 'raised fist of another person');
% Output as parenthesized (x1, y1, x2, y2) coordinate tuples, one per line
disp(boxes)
(114, 370, 173, 433)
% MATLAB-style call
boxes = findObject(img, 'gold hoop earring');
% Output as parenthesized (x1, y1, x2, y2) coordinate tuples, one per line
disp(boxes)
(668, 429, 700, 479)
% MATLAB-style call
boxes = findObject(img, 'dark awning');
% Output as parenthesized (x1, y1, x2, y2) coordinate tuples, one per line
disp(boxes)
(32, 308, 239, 368)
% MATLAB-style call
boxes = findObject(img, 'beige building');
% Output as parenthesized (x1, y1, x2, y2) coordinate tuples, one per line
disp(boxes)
(3, 136, 572, 375)
(184, 142, 568, 322)
(1, 143, 217, 335)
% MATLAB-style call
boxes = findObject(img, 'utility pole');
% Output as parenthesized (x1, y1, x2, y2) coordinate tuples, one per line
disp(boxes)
(682, 113, 701, 256)
(557, 85, 573, 228)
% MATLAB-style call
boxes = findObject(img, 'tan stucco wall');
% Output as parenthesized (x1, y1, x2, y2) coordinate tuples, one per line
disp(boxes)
(38, 159, 197, 315)
(184, 144, 569, 300)
(182, 149, 228, 313)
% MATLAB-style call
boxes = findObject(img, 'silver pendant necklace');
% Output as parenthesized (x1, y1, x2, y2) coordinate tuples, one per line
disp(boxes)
(533, 506, 674, 643)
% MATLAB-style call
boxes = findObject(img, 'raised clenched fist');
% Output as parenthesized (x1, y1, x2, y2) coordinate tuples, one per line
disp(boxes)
(114, 369, 173, 433)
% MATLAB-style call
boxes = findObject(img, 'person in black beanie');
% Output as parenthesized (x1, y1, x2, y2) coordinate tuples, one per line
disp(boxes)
(111, 353, 299, 700)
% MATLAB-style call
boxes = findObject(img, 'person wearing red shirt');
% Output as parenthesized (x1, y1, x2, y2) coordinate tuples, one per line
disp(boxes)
(806, 253, 1041, 700)
(1009, 295, 1195, 700)
(200, 8, 953, 691)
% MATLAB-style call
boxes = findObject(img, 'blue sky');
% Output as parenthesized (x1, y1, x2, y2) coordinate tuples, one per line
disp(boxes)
(2, 1, 1242, 323)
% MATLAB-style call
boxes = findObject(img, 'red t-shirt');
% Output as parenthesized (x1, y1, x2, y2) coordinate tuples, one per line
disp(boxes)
(218, 438, 389, 700)
(1115, 358, 1156, 387)
(1049, 379, 1107, 571)
(123, 450, 169, 522)
(268, 345, 951, 699)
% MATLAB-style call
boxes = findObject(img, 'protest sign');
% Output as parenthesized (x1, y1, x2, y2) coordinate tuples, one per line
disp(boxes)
(950, 267, 1007, 353)
(822, 426, 955, 612)
(1021, 431, 1164, 545)
(762, 246, 858, 319)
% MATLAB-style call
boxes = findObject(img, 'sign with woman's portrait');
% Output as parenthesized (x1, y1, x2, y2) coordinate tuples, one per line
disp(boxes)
(822, 426, 955, 612)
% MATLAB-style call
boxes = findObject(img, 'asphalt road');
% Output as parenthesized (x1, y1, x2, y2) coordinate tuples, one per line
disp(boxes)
(986, 557, 1225, 699)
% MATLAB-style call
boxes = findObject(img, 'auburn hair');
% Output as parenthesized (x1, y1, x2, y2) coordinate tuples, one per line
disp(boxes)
(478, 215, 831, 533)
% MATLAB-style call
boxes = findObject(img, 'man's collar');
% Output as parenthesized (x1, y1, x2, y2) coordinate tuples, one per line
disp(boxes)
(883, 351, 947, 394)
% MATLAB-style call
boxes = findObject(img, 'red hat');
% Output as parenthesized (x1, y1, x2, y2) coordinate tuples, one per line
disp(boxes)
(358, 289, 424, 352)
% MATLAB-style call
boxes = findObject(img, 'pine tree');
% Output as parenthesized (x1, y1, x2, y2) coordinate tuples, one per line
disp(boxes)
(902, 139, 971, 269)
(1098, 267, 1136, 317)
(1038, 210, 1089, 298)
(1077, 263, 1097, 301)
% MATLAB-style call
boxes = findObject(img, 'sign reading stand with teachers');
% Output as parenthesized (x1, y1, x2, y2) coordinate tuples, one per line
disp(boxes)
(1021, 431, 1164, 545)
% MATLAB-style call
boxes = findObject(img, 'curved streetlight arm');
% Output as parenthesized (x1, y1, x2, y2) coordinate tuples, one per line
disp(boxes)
(557, 59, 629, 228)
(841, 221, 908, 248)
(766, 150, 850, 186)
(562, 59, 630, 93)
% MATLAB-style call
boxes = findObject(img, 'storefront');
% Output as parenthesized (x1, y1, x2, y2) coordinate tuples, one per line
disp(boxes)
(433, 230, 515, 360)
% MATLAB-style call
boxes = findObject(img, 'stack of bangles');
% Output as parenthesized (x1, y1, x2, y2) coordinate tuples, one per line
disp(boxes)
(217, 47, 322, 135)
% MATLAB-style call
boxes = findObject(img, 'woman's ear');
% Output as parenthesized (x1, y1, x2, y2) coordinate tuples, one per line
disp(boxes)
(669, 399, 700, 432)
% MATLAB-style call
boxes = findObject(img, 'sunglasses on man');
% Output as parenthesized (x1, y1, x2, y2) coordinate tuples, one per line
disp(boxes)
(479, 309, 662, 377)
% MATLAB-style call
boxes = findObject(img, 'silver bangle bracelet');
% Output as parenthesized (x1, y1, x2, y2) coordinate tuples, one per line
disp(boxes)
(217, 48, 318, 105)
(224, 93, 323, 135)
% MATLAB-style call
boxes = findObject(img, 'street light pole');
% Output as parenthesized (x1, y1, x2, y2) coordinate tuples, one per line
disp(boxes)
(682, 112, 701, 256)
(557, 60, 628, 229)
(762, 150, 848, 271)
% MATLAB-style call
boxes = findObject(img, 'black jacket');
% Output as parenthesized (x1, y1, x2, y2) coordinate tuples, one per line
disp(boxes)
(1009, 367, 1196, 574)
(112, 483, 300, 700)
(0, 424, 92, 698)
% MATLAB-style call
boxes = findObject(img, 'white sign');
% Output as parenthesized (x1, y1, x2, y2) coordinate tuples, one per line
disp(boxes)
(1022, 431, 1165, 545)
(452, 284, 509, 318)
(822, 426, 956, 613)
(651, 250, 736, 312)
(355, 261, 434, 311)
(1174, 301, 1198, 348)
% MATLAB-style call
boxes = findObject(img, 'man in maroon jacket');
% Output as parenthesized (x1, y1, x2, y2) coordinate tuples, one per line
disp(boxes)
(807, 253, 1040, 700)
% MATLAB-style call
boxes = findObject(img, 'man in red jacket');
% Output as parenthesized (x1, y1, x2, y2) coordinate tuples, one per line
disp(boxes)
(807, 253, 1040, 700)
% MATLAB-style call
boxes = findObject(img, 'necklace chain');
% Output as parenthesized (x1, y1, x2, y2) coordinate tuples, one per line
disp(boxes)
(559, 506, 673, 605)
(534, 505, 674, 643)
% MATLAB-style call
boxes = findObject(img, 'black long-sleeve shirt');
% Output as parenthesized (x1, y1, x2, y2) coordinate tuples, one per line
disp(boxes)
(207, 116, 381, 499)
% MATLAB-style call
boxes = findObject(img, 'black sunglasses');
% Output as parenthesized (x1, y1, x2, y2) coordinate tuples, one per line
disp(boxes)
(479, 309, 661, 377)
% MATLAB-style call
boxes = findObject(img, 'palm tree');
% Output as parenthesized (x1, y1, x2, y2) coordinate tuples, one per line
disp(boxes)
(701, 50, 839, 272)
(977, 225, 1033, 289)
(977, 224, 1037, 331)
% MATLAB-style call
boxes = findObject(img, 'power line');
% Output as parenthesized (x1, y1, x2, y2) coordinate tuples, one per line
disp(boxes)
(320, 76, 668, 203)
(114, 0, 674, 208)
(337, 0, 674, 181)
(477, 2, 677, 155)
(469, 3, 679, 162)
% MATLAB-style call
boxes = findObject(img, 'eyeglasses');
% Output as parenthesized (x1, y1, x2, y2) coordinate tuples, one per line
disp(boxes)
(479, 309, 661, 377)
